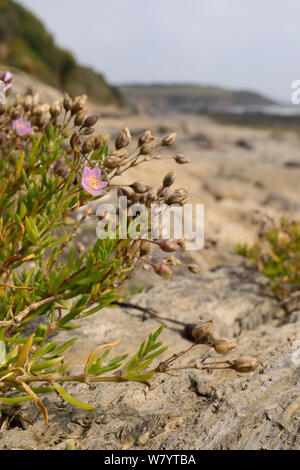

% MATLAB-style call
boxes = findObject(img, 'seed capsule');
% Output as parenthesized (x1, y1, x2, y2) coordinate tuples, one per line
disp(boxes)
(95, 134, 104, 149)
(228, 357, 260, 373)
(139, 140, 157, 155)
(104, 156, 122, 168)
(154, 263, 172, 278)
(192, 320, 214, 344)
(165, 187, 189, 205)
(81, 136, 95, 154)
(174, 154, 191, 164)
(110, 148, 127, 159)
(70, 131, 80, 150)
(158, 240, 179, 252)
(188, 264, 201, 274)
(162, 132, 177, 146)
(212, 339, 237, 355)
(138, 130, 153, 146)
(130, 181, 150, 194)
(115, 126, 131, 149)
(74, 111, 87, 127)
(63, 93, 73, 111)
(163, 171, 175, 188)
(50, 101, 61, 118)
(81, 113, 100, 129)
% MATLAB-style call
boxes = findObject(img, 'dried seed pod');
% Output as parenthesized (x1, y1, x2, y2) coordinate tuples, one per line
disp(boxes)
(139, 138, 157, 155)
(162, 132, 177, 146)
(188, 264, 201, 274)
(119, 186, 135, 199)
(174, 154, 191, 164)
(81, 113, 100, 129)
(138, 130, 153, 146)
(140, 240, 153, 256)
(70, 131, 80, 150)
(228, 357, 260, 373)
(154, 263, 172, 278)
(0, 103, 6, 114)
(10, 105, 22, 120)
(95, 134, 104, 149)
(110, 148, 127, 158)
(72, 95, 87, 114)
(158, 240, 179, 252)
(104, 156, 123, 168)
(212, 339, 237, 355)
(165, 187, 189, 205)
(115, 126, 131, 149)
(74, 111, 87, 127)
(163, 171, 175, 188)
(192, 320, 214, 344)
(145, 189, 156, 203)
(82, 127, 95, 136)
(50, 101, 61, 118)
(23, 94, 33, 110)
(81, 135, 95, 154)
(63, 92, 73, 111)
(166, 255, 181, 266)
(130, 181, 150, 194)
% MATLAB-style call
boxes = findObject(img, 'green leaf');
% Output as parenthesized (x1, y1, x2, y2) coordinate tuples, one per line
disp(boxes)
(53, 383, 94, 410)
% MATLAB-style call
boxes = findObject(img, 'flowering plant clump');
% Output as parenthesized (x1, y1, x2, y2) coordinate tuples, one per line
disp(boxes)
(237, 215, 300, 312)
(0, 71, 259, 424)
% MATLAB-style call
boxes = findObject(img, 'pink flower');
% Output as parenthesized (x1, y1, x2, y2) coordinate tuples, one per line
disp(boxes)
(0, 70, 13, 92)
(81, 166, 108, 196)
(12, 119, 33, 137)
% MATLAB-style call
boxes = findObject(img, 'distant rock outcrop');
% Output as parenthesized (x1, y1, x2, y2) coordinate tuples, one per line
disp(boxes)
(0, 0, 122, 105)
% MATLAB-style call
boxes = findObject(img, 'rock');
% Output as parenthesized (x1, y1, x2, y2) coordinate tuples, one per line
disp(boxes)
(1, 263, 299, 450)
(235, 139, 253, 150)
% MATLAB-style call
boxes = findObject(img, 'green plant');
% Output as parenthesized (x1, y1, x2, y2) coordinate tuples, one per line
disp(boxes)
(237, 216, 300, 309)
(0, 72, 259, 424)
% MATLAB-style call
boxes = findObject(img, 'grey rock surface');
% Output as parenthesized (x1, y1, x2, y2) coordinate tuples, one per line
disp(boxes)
(0, 263, 299, 450)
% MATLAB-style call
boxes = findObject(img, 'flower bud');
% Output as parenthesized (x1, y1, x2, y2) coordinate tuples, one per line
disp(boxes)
(81, 113, 100, 129)
(63, 93, 73, 111)
(174, 154, 191, 164)
(81, 136, 95, 154)
(188, 264, 201, 274)
(158, 240, 179, 252)
(115, 127, 131, 149)
(192, 320, 214, 344)
(163, 171, 175, 188)
(228, 357, 260, 373)
(212, 339, 237, 355)
(130, 181, 150, 194)
(162, 132, 177, 146)
(154, 263, 172, 278)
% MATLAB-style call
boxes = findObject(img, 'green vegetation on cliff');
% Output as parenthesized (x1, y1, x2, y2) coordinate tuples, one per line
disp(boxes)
(0, 0, 122, 105)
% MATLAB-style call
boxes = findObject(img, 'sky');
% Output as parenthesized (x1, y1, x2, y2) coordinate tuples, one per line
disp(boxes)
(15, 0, 300, 102)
